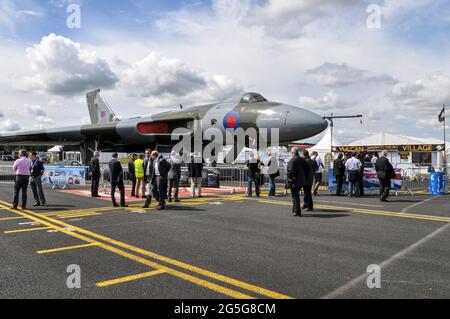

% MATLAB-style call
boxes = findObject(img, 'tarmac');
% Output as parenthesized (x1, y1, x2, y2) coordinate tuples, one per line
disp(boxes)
(0, 182, 449, 299)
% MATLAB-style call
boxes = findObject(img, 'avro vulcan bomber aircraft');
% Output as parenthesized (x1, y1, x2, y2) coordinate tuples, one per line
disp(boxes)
(0, 90, 328, 161)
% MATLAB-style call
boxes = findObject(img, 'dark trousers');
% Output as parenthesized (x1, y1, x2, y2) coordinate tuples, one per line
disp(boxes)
(30, 175, 46, 205)
(111, 181, 125, 206)
(291, 185, 301, 216)
(358, 173, 365, 197)
(168, 178, 180, 200)
(348, 171, 360, 197)
(379, 178, 391, 201)
(13, 175, 29, 208)
(303, 185, 313, 210)
(148, 176, 167, 207)
(91, 176, 100, 197)
(335, 175, 344, 196)
(313, 173, 322, 195)
(157, 176, 168, 206)
(268, 176, 276, 196)
(130, 174, 136, 197)
(248, 176, 260, 196)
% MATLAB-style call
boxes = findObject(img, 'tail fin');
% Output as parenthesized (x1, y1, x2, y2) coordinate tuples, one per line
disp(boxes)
(86, 89, 120, 124)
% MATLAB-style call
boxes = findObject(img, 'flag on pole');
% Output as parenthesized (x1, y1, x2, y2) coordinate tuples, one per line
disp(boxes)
(438, 106, 445, 123)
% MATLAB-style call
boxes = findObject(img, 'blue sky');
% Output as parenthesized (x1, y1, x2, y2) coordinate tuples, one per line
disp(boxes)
(0, 0, 449, 143)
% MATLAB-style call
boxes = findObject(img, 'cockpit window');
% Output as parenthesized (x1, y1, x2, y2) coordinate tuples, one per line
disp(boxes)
(240, 93, 268, 103)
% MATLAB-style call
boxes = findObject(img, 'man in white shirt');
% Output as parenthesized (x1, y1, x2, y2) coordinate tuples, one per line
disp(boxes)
(311, 152, 325, 196)
(345, 153, 362, 197)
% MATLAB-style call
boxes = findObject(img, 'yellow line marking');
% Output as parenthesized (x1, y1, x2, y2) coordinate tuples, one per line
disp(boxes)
(257, 200, 450, 223)
(96, 269, 167, 287)
(0, 201, 290, 299)
(4, 227, 52, 234)
(59, 213, 103, 219)
(37, 243, 99, 254)
(0, 217, 26, 221)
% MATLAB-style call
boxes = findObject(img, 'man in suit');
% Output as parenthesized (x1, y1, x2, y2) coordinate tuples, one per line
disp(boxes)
(333, 153, 345, 196)
(90, 151, 101, 197)
(246, 153, 261, 198)
(302, 150, 315, 212)
(109, 152, 127, 207)
(168, 151, 182, 202)
(29, 151, 47, 207)
(267, 151, 280, 197)
(375, 150, 395, 202)
(128, 153, 137, 197)
(287, 147, 307, 217)
(144, 151, 171, 210)
(188, 153, 204, 198)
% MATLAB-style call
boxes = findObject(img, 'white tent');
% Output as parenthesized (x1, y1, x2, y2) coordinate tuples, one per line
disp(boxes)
(47, 145, 63, 153)
(349, 132, 442, 147)
(309, 127, 342, 167)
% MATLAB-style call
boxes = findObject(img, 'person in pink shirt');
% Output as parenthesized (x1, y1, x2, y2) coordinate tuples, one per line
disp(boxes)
(12, 150, 32, 210)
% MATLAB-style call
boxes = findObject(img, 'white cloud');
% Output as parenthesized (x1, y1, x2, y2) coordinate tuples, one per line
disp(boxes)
(0, 119, 21, 132)
(0, 0, 44, 35)
(389, 73, 450, 114)
(242, 0, 369, 38)
(122, 51, 242, 107)
(298, 90, 341, 111)
(15, 34, 118, 96)
(306, 62, 397, 87)
(24, 104, 46, 117)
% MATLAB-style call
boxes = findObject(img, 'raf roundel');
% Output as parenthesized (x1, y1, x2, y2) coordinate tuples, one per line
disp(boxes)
(223, 111, 241, 129)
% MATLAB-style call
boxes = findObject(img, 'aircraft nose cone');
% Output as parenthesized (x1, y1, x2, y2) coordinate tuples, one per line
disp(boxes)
(284, 107, 328, 141)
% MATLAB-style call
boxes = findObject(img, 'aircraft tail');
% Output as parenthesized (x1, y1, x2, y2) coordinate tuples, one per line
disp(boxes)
(86, 89, 120, 124)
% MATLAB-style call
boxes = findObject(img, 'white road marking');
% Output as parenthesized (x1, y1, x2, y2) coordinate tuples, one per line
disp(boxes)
(322, 223, 450, 299)
(401, 196, 438, 213)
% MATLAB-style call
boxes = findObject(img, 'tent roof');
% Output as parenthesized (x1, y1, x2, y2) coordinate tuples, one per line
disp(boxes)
(349, 132, 446, 147)
(47, 145, 63, 153)
(310, 127, 342, 151)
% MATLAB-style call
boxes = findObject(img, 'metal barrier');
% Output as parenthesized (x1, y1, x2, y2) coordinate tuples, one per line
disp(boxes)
(0, 167, 15, 181)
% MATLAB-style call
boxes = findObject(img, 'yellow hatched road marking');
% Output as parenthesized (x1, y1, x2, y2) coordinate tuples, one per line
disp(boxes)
(96, 269, 167, 287)
(37, 243, 99, 254)
(0, 217, 26, 221)
(0, 201, 292, 299)
(4, 227, 52, 234)
(59, 213, 103, 219)
(257, 200, 450, 223)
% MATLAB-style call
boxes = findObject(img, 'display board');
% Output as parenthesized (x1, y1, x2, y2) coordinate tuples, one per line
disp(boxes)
(327, 168, 403, 192)
(42, 166, 88, 187)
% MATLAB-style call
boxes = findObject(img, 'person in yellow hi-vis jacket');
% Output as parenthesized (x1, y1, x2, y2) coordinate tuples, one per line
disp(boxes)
(134, 154, 145, 198)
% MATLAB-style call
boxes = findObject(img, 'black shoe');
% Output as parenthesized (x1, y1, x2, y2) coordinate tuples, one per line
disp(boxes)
(33, 203, 41, 207)
(157, 206, 165, 210)
(168, 198, 173, 202)
(292, 213, 301, 217)
(93, 195, 102, 198)
(113, 204, 119, 207)
(21, 207, 26, 210)
(174, 199, 181, 203)
(142, 205, 149, 209)
(12, 206, 17, 210)
(121, 204, 129, 208)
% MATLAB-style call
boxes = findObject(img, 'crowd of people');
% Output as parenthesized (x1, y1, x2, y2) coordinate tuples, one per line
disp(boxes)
(10, 147, 394, 215)
(90, 149, 204, 210)
(287, 148, 396, 217)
